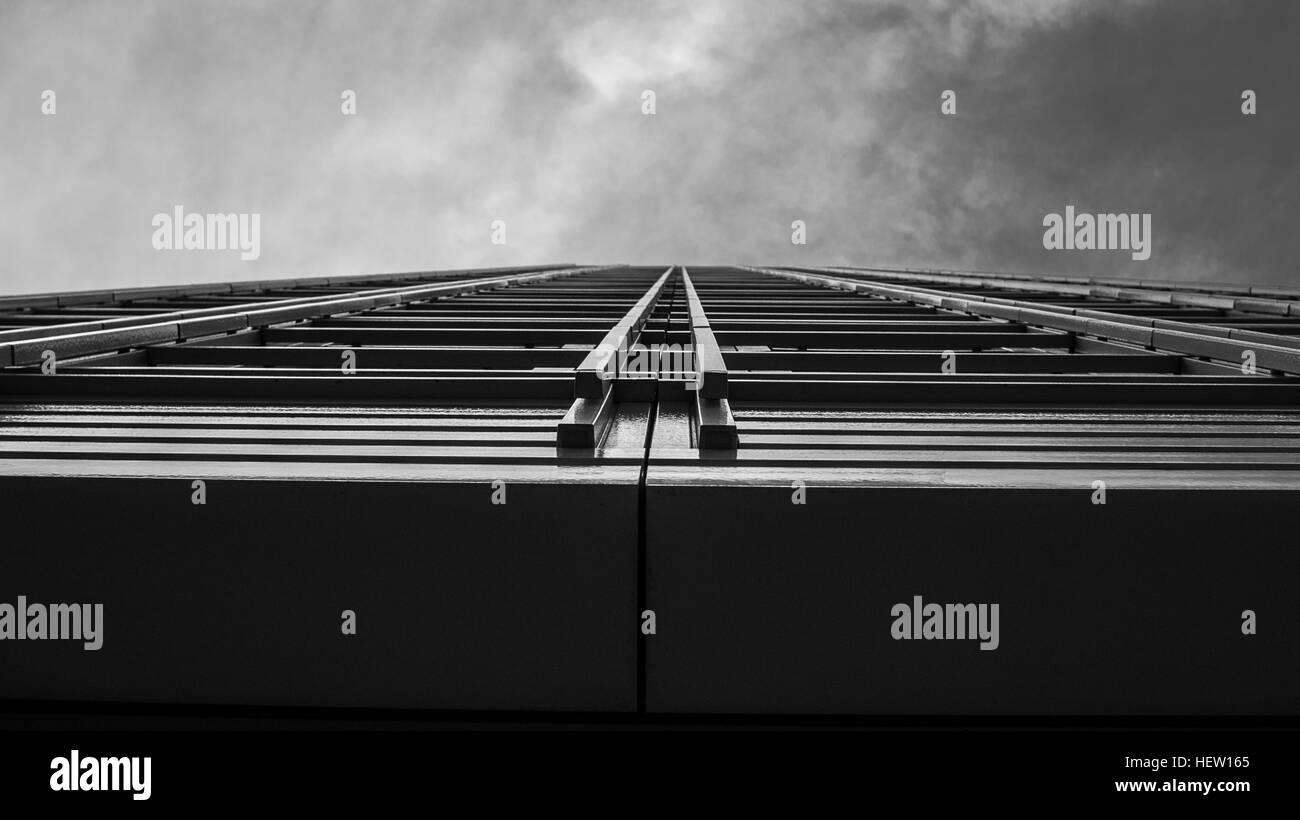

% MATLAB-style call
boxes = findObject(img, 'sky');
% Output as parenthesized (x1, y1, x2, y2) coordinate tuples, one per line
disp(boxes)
(1, 0, 1297, 296)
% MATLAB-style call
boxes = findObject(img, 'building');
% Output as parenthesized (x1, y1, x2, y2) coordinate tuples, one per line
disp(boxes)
(1, 264, 1297, 716)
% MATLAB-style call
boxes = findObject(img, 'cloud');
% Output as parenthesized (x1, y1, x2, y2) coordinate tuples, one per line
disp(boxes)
(0, 0, 1296, 296)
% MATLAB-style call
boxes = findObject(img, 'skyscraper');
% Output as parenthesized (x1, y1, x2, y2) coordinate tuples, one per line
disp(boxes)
(2, 264, 1296, 715)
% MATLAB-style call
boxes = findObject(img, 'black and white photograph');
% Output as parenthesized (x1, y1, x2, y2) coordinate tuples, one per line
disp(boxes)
(0, 0, 1296, 806)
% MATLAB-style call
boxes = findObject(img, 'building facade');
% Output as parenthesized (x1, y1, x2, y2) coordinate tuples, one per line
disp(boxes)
(1, 265, 1297, 715)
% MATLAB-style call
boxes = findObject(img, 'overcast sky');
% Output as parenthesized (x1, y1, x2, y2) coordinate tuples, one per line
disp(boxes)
(1, 0, 1297, 296)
